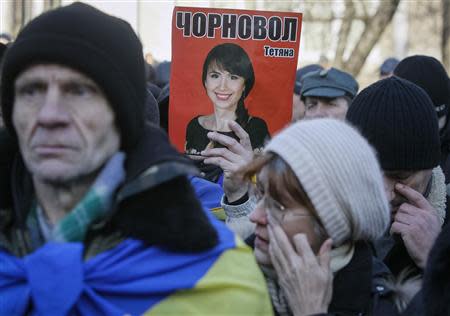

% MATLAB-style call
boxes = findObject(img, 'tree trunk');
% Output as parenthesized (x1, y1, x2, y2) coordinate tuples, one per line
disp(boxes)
(44, 0, 61, 11)
(442, 0, 450, 70)
(344, 0, 401, 76)
(10, 0, 38, 36)
(334, 0, 355, 69)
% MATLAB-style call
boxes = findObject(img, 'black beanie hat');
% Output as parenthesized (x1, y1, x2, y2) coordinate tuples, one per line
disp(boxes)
(346, 76, 440, 171)
(394, 55, 450, 118)
(0, 2, 146, 151)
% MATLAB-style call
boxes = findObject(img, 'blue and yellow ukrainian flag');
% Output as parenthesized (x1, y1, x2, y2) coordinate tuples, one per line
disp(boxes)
(0, 212, 272, 315)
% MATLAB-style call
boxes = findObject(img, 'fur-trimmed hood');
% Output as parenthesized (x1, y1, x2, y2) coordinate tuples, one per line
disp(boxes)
(428, 166, 447, 225)
(0, 123, 218, 254)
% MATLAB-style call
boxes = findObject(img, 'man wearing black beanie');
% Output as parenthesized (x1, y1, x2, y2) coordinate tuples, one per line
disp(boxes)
(347, 76, 447, 312)
(0, 3, 271, 315)
(394, 55, 450, 184)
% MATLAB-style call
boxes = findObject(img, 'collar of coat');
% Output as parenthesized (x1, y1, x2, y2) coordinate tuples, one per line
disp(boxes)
(427, 166, 447, 225)
(0, 123, 218, 254)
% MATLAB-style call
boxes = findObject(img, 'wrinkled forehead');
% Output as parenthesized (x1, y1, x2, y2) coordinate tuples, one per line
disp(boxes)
(383, 170, 417, 179)
(15, 63, 98, 87)
(382, 169, 432, 186)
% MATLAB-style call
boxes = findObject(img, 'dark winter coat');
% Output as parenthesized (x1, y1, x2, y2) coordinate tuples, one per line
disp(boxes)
(439, 119, 450, 184)
(393, 219, 450, 316)
(422, 221, 450, 316)
(311, 241, 399, 316)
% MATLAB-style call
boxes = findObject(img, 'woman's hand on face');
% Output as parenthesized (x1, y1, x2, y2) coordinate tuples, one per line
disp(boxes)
(201, 120, 254, 202)
(268, 223, 333, 316)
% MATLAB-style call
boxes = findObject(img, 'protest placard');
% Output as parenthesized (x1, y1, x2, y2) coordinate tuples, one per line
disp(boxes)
(169, 7, 303, 154)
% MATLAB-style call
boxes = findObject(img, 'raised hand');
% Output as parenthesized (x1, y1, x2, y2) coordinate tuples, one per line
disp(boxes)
(268, 224, 333, 316)
(390, 183, 441, 268)
(202, 120, 254, 202)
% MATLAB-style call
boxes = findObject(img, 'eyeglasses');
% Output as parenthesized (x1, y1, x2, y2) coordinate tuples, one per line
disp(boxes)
(250, 184, 315, 225)
(250, 184, 285, 210)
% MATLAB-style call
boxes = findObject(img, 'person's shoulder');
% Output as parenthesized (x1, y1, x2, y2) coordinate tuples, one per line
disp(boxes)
(186, 116, 205, 136)
(189, 176, 224, 211)
(187, 115, 202, 127)
(146, 238, 273, 315)
(248, 116, 268, 128)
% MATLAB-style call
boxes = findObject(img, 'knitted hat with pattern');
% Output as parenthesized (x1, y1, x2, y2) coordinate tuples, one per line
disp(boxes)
(346, 76, 440, 171)
(265, 119, 390, 246)
(1, 2, 146, 151)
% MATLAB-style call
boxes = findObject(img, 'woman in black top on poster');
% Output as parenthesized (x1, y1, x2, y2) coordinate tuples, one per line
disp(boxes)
(185, 43, 270, 163)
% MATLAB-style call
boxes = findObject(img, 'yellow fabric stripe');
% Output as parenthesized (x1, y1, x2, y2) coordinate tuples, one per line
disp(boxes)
(145, 237, 273, 316)
(211, 207, 226, 221)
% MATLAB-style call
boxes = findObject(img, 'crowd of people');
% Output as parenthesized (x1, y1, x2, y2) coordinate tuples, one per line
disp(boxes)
(0, 2, 450, 316)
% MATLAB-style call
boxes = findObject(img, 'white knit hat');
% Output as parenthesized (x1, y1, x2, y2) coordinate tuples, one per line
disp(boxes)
(265, 118, 390, 246)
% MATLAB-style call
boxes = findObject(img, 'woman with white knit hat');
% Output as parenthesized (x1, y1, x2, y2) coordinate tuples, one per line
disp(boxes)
(240, 118, 396, 315)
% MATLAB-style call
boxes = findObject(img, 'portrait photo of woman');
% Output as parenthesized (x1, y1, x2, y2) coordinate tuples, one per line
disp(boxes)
(185, 43, 270, 157)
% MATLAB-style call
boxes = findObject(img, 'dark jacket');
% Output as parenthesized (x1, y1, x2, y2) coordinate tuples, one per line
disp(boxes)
(390, 217, 450, 316)
(0, 123, 218, 257)
(317, 242, 398, 316)
(439, 119, 450, 184)
(422, 221, 450, 316)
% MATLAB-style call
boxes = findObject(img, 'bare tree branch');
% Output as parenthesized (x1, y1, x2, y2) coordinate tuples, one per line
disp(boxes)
(360, 0, 369, 19)
(334, 0, 356, 68)
(303, 15, 367, 22)
(44, 0, 62, 11)
(344, 0, 401, 76)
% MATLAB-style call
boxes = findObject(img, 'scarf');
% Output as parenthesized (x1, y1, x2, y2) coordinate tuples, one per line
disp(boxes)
(28, 152, 125, 244)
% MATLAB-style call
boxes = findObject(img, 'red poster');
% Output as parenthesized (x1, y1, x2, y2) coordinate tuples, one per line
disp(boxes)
(169, 7, 302, 153)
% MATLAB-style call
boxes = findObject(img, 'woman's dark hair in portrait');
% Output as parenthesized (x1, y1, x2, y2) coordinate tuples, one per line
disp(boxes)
(201, 43, 255, 129)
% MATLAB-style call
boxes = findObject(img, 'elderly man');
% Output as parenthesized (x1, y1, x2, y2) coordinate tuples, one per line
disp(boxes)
(300, 67, 358, 120)
(0, 3, 271, 315)
(347, 77, 447, 312)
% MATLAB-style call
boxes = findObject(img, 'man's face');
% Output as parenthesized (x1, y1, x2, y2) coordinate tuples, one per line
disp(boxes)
(13, 64, 120, 184)
(383, 169, 432, 221)
(291, 93, 305, 122)
(304, 96, 350, 120)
